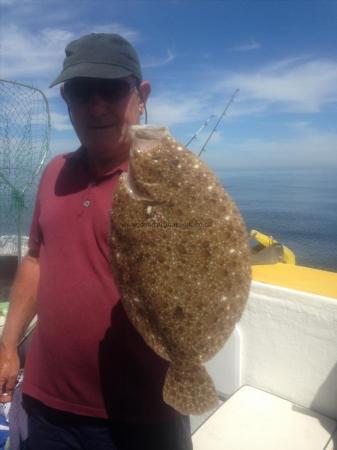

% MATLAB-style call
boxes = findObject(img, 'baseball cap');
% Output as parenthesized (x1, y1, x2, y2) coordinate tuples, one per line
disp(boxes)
(49, 33, 142, 88)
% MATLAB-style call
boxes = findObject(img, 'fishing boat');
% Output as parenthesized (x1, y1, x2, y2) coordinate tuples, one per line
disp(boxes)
(191, 230, 337, 449)
(250, 229, 337, 299)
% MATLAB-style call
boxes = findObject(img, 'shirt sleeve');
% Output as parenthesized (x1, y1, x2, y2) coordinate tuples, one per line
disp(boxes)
(28, 166, 48, 257)
(28, 196, 42, 257)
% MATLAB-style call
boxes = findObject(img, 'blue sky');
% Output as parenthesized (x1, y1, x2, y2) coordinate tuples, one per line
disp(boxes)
(1, 0, 337, 170)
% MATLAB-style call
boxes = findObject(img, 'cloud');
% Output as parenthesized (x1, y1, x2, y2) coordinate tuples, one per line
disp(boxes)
(264, 55, 312, 72)
(81, 23, 140, 43)
(202, 127, 337, 170)
(2, 2, 87, 27)
(49, 137, 80, 157)
(229, 39, 261, 52)
(284, 121, 312, 132)
(0, 23, 140, 83)
(227, 101, 267, 118)
(0, 0, 28, 5)
(143, 49, 175, 68)
(0, 25, 74, 81)
(50, 112, 72, 131)
(148, 94, 206, 126)
(188, 130, 223, 155)
(218, 57, 337, 114)
(44, 87, 62, 100)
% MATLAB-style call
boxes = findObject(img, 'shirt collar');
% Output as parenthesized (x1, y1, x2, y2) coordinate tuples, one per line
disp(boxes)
(63, 146, 129, 178)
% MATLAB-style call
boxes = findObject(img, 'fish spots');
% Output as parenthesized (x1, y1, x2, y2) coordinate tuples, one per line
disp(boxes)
(170, 159, 182, 168)
(151, 153, 162, 161)
(157, 254, 166, 264)
(175, 273, 184, 282)
(146, 206, 153, 215)
(174, 306, 185, 319)
(200, 241, 211, 258)
(178, 244, 188, 255)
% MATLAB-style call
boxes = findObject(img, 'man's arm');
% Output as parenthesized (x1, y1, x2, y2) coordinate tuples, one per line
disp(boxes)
(0, 252, 39, 402)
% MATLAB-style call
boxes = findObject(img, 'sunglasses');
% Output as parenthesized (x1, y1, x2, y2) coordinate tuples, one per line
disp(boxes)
(63, 77, 138, 104)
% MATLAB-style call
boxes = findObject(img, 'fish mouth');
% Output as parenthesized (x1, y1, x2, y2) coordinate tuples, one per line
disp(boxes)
(129, 125, 168, 144)
(124, 125, 168, 203)
(125, 160, 153, 201)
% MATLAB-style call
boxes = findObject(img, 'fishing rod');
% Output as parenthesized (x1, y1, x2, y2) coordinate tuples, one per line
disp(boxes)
(198, 88, 239, 157)
(185, 114, 215, 147)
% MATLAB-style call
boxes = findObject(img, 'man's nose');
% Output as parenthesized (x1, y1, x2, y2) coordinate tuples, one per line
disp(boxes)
(87, 94, 111, 116)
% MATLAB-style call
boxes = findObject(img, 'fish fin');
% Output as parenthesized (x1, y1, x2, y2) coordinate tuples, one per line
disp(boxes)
(163, 363, 219, 415)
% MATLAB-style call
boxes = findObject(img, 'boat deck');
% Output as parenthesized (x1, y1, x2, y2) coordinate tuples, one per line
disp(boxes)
(192, 386, 337, 449)
(252, 263, 337, 300)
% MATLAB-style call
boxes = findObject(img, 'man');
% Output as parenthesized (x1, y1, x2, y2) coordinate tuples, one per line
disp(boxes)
(0, 33, 193, 450)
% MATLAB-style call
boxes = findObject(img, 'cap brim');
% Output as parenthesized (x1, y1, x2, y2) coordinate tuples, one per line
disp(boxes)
(49, 63, 134, 87)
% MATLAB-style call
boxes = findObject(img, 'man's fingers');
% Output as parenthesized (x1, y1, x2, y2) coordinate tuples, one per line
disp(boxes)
(0, 383, 14, 403)
(0, 348, 20, 404)
(0, 391, 13, 403)
(0, 375, 17, 403)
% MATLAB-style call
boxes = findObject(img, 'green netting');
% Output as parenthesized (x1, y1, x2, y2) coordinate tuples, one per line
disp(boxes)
(0, 79, 50, 261)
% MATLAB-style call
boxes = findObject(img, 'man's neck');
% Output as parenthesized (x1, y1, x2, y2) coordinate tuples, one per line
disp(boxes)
(83, 147, 129, 178)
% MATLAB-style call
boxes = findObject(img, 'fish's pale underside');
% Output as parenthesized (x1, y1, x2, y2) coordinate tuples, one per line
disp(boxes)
(110, 125, 251, 415)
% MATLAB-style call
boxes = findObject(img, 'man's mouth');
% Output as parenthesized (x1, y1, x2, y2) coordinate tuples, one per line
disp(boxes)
(87, 124, 116, 129)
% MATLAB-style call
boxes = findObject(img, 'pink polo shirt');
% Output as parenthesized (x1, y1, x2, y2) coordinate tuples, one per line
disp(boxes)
(23, 148, 177, 422)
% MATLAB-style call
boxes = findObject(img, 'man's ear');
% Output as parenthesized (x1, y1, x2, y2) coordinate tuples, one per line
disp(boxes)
(138, 81, 151, 114)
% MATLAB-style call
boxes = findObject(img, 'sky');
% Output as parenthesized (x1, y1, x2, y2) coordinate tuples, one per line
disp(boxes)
(1, 0, 337, 171)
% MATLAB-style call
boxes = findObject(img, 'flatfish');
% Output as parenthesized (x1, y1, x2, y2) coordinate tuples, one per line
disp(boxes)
(110, 125, 251, 415)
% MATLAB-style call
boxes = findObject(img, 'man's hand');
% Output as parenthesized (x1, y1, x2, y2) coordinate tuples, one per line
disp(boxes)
(0, 342, 20, 402)
(0, 252, 39, 404)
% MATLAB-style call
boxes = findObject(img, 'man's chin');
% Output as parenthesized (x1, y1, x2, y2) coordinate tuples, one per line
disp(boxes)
(84, 140, 130, 159)
(80, 126, 131, 156)
(87, 124, 116, 130)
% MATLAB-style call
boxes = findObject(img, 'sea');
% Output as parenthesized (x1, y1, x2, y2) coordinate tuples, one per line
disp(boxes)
(1, 167, 336, 273)
(220, 167, 337, 272)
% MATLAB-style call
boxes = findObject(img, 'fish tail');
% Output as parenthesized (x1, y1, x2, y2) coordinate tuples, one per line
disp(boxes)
(163, 363, 219, 415)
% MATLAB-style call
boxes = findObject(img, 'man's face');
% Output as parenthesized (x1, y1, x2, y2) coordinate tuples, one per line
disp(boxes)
(61, 77, 151, 159)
